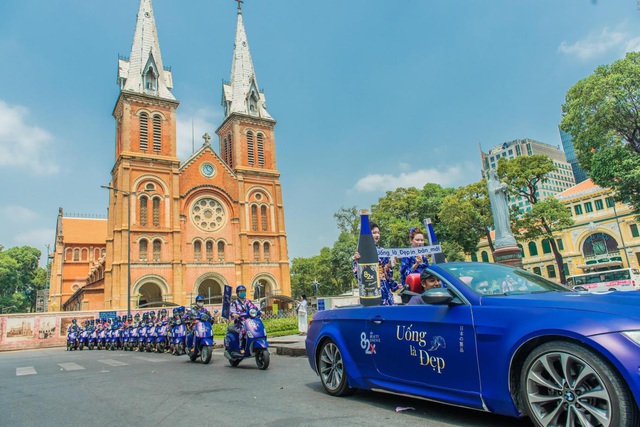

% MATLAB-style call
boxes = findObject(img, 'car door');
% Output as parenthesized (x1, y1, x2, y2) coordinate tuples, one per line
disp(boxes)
(367, 301, 482, 408)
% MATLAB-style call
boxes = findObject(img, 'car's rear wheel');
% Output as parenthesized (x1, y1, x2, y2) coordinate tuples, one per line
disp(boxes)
(318, 340, 354, 396)
(521, 341, 637, 427)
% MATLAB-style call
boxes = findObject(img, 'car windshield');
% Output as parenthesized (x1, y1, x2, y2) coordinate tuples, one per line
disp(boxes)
(438, 262, 572, 295)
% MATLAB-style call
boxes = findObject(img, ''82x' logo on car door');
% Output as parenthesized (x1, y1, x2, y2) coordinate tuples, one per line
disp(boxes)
(360, 332, 378, 354)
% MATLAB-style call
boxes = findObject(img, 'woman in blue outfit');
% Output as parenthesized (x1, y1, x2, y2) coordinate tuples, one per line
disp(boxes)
(400, 227, 430, 286)
(353, 221, 402, 305)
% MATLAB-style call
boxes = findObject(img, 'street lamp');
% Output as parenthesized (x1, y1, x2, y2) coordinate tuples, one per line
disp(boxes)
(254, 282, 261, 300)
(102, 185, 132, 316)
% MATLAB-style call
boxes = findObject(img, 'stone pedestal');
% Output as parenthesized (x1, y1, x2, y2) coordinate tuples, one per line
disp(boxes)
(492, 246, 523, 268)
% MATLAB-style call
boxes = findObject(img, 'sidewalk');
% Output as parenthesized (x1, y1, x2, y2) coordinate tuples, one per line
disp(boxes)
(269, 334, 307, 357)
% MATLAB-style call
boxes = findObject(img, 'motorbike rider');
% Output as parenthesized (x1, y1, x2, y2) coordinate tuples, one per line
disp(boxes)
(230, 285, 259, 354)
(184, 295, 211, 353)
(67, 318, 80, 333)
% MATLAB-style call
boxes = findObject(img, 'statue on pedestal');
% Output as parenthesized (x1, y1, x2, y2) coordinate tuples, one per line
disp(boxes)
(487, 169, 517, 248)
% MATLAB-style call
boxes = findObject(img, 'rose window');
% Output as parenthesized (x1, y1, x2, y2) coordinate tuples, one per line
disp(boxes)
(191, 198, 226, 231)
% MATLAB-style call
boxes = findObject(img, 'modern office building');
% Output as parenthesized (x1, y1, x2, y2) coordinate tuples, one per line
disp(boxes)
(558, 127, 589, 184)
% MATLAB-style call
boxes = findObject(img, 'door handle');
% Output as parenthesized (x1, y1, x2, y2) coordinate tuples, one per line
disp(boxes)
(369, 316, 384, 325)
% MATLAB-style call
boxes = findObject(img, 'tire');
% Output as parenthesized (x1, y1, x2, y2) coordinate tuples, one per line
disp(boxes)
(189, 350, 198, 362)
(256, 350, 270, 370)
(88, 343, 94, 350)
(318, 340, 354, 396)
(178, 343, 185, 355)
(67, 341, 71, 351)
(201, 346, 212, 364)
(229, 358, 241, 367)
(520, 341, 638, 427)
(157, 342, 165, 353)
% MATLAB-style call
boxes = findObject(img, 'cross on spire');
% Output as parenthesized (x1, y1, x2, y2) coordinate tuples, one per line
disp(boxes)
(202, 133, 211, 146)
(235, 0, 243, 11)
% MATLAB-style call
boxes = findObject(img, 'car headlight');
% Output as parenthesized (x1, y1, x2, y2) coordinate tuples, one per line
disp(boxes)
(622, 331, 640, 345)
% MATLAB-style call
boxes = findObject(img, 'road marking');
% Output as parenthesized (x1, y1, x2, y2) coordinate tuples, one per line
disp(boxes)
(58, 362, 85, 371)
(98, 359, 128, 367)
(16, 367, 37, 376)
(134, 356, 167, 363)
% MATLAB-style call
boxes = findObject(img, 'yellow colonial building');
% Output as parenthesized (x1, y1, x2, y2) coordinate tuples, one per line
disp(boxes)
(472, 179, 640, 281)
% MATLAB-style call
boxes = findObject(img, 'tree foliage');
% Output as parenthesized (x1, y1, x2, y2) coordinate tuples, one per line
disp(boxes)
(0, 245, 47, 313)
(561, 51, 640, 217)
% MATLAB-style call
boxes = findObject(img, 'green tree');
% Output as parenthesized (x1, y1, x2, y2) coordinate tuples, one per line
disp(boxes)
(497, 156, 574, 283)
(333, 206, 360, 238)
(0, 245, 46, 312)
(561, 51, 640, 215)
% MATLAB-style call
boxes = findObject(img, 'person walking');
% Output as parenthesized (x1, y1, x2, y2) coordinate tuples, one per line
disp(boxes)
(297, 294, 308, 335)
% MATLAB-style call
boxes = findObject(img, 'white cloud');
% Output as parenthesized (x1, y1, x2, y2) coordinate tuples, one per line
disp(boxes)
(558, 27, 630, 60)
(353, 162, 478, 193)
(0, 205, 39, 222)
(12, 228, 54, 249)
(624, 37, 640, 54)
(176, 107, 222, 160)
(0, 100, 59, 174)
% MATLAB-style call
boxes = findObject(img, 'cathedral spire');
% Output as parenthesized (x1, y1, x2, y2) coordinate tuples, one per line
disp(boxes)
(118, 0, 175, 100)
(222, 3, 272, 119)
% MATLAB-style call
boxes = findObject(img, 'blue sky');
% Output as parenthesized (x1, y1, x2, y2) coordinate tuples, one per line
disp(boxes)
(1, 0, 639, 265)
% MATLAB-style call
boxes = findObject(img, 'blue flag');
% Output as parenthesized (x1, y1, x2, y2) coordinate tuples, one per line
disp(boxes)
(221, 285, 232, 319)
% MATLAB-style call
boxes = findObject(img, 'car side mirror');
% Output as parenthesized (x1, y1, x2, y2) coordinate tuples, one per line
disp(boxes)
(420, 288, 454, 305)
(573, 285, 588, 292)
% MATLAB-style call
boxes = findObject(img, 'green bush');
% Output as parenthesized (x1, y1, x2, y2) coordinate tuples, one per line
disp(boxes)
(212, 315, 298, 338)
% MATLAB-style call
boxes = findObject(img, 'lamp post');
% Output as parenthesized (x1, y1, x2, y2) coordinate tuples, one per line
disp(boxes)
(102, 185, 132, 316)
(612, 201, 631, 268)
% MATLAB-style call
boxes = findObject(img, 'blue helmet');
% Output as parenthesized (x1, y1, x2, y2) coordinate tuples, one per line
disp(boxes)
(236, 285, 246, 295)
(195, 295, 205, 303)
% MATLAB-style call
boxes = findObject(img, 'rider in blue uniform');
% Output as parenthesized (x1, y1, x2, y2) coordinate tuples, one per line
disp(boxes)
(230, 285, 258, 353)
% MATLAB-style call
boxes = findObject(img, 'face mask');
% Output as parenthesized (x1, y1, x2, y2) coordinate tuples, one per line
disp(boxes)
(196, 301, 203, 307)
(238, 292, 246, 299)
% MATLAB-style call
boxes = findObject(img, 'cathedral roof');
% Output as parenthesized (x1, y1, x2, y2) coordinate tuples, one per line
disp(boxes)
(61, 217, 107, 244)
(555, 179, 602, 201)
(222, 7, 272, 120)
(118, 0, 175, 101)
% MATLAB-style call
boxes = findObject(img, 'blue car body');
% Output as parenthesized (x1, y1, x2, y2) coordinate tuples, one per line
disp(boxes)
(305, 262, 640, 424)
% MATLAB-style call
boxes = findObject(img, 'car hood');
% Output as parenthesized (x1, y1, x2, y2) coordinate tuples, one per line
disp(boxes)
(481, 290, 640, 320)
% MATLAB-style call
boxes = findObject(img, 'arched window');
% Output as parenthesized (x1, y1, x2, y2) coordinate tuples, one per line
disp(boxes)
(153, 114, 162, 152)
(140, 196, 148, 226)
(73, 248, 80, 262)
(217, 241, 225, 262)
(65, 249, 72, 261)
(533, 267, 542, 276)
(144, 67, 157, 91)
(247, 131, 255, 166)
(542, 239, 552, 254)
(481, 251, 489, 262)
(253, 242, 260, 261)
(139, 112, 149, 150)
(251, 205, 258, 231)
(470, 253, 478, 262)
(94, 248, 101, 260)
(153, 239, 161, 261)
(152, 197, 160, 227)
(528, 241, 538, 257)
(257, 133, 265, 166)
(139, 239, 148, 261)
(227, 133, 233, 168)
(264, 242, 270, 261)
(260, 205, 268, 231)
(546, 265, 556, 278)
(81, 248, 88, 261)
(194, 241, 201, 261)
(206, 241, 213, 261)
(518, 244, 525, 258)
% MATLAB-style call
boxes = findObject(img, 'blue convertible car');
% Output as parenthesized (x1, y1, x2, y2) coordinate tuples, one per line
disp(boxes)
(305, 262, 640, 427)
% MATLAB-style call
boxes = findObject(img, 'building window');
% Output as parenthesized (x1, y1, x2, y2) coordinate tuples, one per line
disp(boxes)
(481, 251, 489, 262)
(153, 114, 162, 152)
(194, 241, 201, 261)
(556, 239, 564, 251)
(217, 241, 225, 262)
(546, 265, 556, 278)
(257, 133, 265, 166)
(631, 224, 640, 238)
(542, 239, 552, 254)
(247, 131, 255, 166)
(227, 133, 233, 168)
(251, 205, 258, 231)
(206, 241, 213, 261)
(636, 252, 640, 265)
(518, 244, 525, 258)
(73, 248, 80, 262)
(139, 112, 148, 150)
(471, 253, 478, 262)
(533, 267, 542, 276)
(153, 239, 161, 261)
(152, 197, 160, 227)
(140, 196, 148, 226)
(260, 205, 268, 231)
(139, 239, 148, 261)
(563, 263, 569, 277)
(528, 241, 538, 257)
(253, 242, 260, 261)
(605, 197, 615, 208)
(584, 202, 593, 213)
(264, 242, 270, 261)
(594, 199, 604, 210)
(574, 205, 583, 215)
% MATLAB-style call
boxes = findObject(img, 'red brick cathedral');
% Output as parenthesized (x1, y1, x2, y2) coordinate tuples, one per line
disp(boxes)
(48, 0, 291, 311)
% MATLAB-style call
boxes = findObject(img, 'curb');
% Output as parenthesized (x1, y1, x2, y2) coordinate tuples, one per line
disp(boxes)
(273, 346, 306, 357)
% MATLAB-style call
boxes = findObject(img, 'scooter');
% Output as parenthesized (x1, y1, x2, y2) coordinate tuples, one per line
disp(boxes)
(138, 324, 147, 352)
(129, 326, 139, 351)
(171, 318, 187, 356)
(224, 308, 270, 370)
(88, 328, 98, 350)
(66, 329, 79, 351)
(155, 321, 168, 353)
(97, 328, 107, 350)
(78, 329, 89, 351)
(145, 322, 155, 352)
(185, 312, 214, 364)
(123, 326, 131, 351)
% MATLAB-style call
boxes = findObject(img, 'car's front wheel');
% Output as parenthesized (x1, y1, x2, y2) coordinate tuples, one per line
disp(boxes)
(521, 341, 637, 427)
(318, 340, 354, 396)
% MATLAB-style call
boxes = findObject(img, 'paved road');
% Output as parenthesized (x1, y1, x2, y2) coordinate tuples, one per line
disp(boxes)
(0, 347, 533, 427)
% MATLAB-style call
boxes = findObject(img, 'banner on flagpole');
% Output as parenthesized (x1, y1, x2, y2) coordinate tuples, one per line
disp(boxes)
(377, 245, 442, 258)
